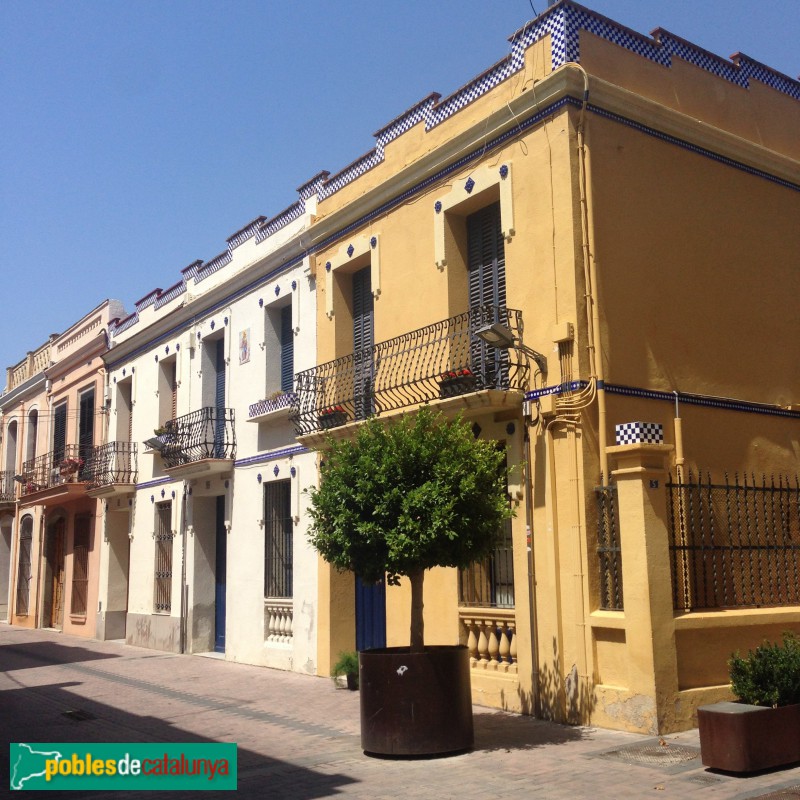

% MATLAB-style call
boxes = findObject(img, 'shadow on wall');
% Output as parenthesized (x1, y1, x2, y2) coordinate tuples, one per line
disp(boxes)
(536, 637, 596, 726)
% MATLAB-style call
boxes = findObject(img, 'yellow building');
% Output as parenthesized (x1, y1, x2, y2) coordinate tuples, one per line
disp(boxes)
(291, 1, 799, 733)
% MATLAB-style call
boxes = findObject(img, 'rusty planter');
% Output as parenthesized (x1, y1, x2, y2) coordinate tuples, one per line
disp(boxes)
(359, 645, 473, 756)
(698, 701, 800, 773)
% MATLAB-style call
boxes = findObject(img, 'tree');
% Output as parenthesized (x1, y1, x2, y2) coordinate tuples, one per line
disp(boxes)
(307, 407, 513, 653)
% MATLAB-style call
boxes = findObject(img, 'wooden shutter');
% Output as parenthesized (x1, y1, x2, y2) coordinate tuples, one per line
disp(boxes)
(352, 267, 374, 420)
(280, 305, 294, 393)
(467, 202, 506, 309)
(53, 403, 67, 463)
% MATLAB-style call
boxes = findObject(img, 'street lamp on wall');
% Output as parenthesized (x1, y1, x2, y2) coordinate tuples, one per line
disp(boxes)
(474, 322, 548, 377)
(143, 437, 165, 451)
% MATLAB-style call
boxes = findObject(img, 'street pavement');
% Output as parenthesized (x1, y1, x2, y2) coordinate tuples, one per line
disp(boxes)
(2, 624, 799, 799)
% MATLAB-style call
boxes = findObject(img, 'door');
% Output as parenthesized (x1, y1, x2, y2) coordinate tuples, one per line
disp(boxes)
(355, 576, 386, 652)
(45, 518, 66, 629)
(467, 202, 508, 388)
(352, 266, 374, 420)
(214, 495, 226, 653)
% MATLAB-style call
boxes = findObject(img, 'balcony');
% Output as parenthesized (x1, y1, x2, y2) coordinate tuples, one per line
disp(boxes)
(292, 305, 529, 439)
(0, 469, 16, 506)
(155, 407, 236, 479)
(85, 442, 138, 499)
(18, 445, 90, 506)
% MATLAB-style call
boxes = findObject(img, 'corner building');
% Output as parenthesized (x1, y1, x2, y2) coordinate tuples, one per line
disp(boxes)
(294, 1, 799, 733)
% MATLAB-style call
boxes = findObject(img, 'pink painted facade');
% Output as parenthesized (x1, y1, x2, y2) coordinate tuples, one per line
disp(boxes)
(1, 300, 125, 637)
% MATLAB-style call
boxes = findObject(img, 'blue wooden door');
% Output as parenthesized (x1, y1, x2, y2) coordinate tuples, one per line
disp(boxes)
(214, 495, 227, 653)
(355, 576, 386, 652)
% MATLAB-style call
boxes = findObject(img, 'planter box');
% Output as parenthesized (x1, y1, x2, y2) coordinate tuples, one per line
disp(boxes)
(439, 375, 477, 399)
(698, 701, 800, 773)
(318, 411, 348, 430)
(359, 645, 473, 756)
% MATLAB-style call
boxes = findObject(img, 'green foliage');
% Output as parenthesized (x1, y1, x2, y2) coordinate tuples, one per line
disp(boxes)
(331, 651, 359, 678)
(306, 408, 513, 585)
(728, 632, 800, 707)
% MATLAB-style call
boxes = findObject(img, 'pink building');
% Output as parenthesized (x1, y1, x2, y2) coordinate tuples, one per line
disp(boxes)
(1, 300, 125, 637)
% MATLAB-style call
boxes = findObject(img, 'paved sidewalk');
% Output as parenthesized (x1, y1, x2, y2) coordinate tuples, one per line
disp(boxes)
(2, 625, 799, 799)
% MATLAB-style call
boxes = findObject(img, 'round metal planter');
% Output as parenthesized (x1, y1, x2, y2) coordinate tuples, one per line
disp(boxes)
(359, 645, 473, 756)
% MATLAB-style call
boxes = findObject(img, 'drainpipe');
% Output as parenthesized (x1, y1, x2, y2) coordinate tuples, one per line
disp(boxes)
(179, 480, 189, 654)
(570, 63, 609, 484)
(523, 417, 540, 715)
(673, 392, 685, 481)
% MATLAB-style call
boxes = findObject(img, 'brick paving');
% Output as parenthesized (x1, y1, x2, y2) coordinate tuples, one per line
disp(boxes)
(2, 624, 799, 799)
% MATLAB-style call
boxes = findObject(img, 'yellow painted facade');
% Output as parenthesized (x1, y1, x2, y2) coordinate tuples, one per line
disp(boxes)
(302, 2, 799, 734)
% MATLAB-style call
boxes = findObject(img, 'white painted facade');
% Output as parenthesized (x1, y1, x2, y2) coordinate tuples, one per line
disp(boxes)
(98, 207, 319, 674)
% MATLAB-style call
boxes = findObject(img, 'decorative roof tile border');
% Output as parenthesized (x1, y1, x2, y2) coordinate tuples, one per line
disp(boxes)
(235, 444, 308, 468)
(527, 381, 800, 419)
(111, 0, 798, 340)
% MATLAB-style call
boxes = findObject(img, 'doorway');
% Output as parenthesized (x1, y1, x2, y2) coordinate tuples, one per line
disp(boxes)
(43, 517, 66, 629)
(214, 495, 226, 653)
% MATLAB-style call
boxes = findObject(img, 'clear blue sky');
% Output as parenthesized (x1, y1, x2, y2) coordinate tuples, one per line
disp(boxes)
(1, 0, 797, 377)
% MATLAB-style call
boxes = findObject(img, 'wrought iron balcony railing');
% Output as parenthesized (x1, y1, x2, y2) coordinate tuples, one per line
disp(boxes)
(20, 444, 89, 495)
(0, 469, 16, 503)
(292, 305, 529, 435)
(159, 407, 236, 469)
(84, 441, 138, 489)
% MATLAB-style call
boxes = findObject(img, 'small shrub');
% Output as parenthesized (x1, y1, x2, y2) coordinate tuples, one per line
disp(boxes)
(331, 651, 359, 688)
(728, 632, 800, 707)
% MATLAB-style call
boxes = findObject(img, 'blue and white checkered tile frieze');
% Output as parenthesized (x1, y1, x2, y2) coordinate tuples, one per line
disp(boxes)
(615, 422, 664, 446)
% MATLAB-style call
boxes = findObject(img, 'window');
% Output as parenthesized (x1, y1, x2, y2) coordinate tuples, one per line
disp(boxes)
(78, 389, 95, 479)
(16, 516, 33, 616)
(264, 481, 292, 598)
(158, 361, 178, 427)
(52, 403, 67, 464)
(458, 449, 514, 608)
(70, 515, 91, 616)
(263, 300, 294, 398)
(352, 266, 374, 420)
(458, 517, 515, 609)
(154, 502, 173, 613)
(467, 202, 509, 390)
(280, 305, 294, 393)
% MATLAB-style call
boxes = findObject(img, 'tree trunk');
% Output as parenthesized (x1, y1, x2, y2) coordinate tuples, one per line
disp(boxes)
(409, 568, 425, 653)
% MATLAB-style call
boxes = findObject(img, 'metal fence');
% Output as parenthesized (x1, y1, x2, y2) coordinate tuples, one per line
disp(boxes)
(667, 472, 800, 611)
(596, 484, 623, 610)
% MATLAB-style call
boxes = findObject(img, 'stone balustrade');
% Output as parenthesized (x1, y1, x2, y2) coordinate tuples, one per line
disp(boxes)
(264, 599, 293, 644)
(459, 607, 517, 673)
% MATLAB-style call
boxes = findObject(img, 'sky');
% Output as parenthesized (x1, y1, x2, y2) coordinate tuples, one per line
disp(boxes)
(1, 0, 797, 378)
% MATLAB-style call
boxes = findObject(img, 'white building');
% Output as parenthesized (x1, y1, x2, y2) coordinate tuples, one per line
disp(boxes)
(98, 181, 321, 673)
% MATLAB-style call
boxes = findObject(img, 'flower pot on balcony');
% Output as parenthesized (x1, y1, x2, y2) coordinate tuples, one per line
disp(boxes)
(359, 645, 473, 756)
(318, 409, 348, 430)
(698, 701, 800, 772)
(438, 371, 476, 399)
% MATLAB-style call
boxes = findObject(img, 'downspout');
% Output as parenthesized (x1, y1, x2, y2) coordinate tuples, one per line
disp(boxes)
(570, 63, 608, 485)
(673, 392, 685, 480)
(523, 415, 540, 715)
(179, 480, 190, 654)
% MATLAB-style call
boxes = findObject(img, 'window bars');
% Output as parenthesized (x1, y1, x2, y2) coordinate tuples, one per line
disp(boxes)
(596, 483, 623, 611)
(667, 472, 800, 611)
(154, 503, 173, 614)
